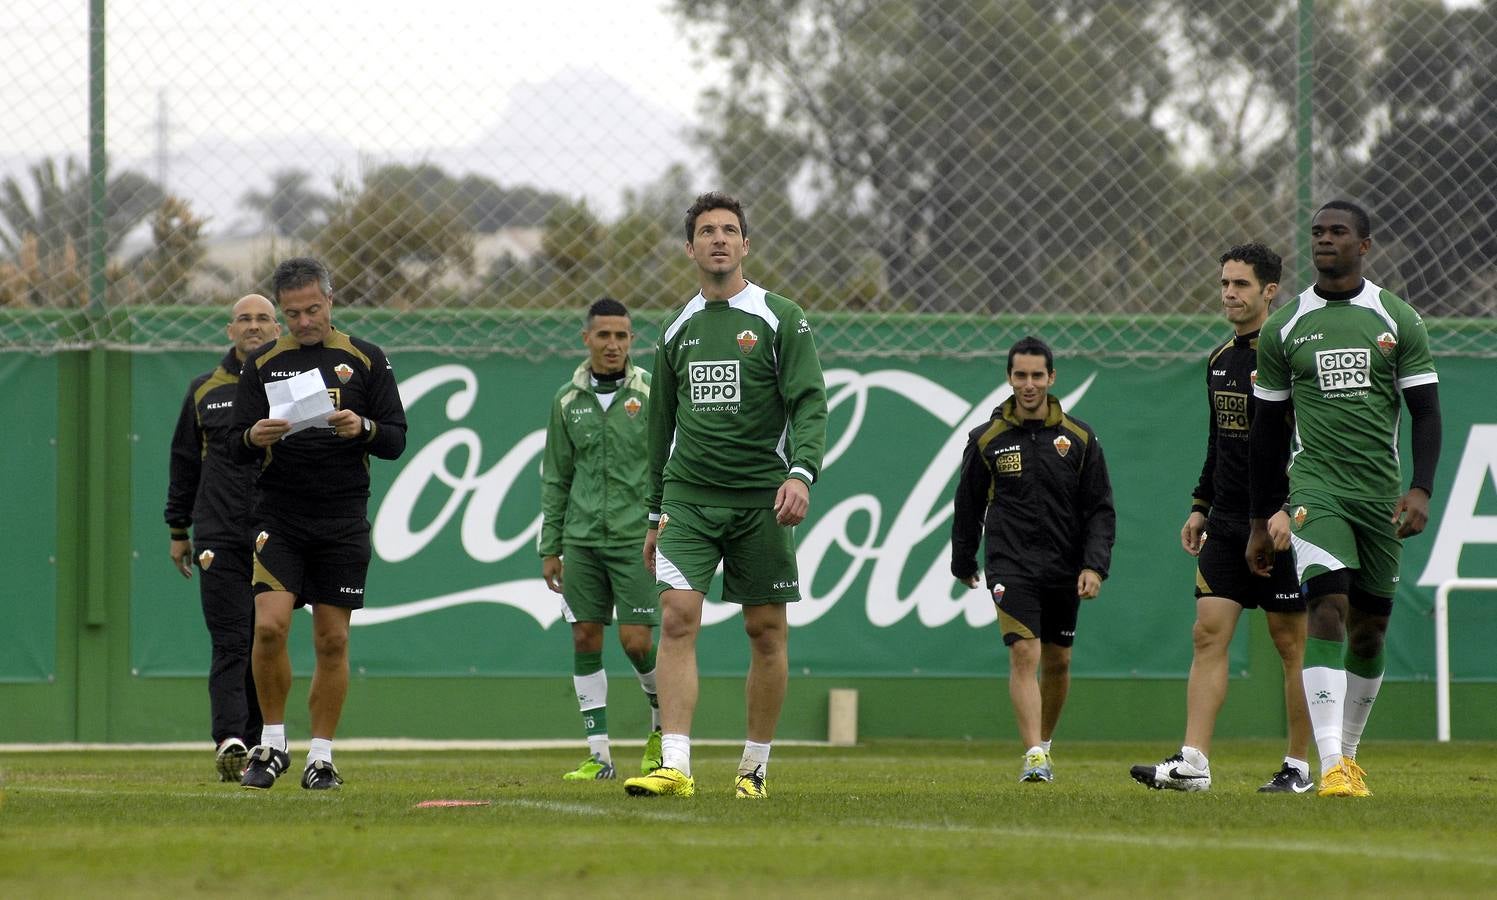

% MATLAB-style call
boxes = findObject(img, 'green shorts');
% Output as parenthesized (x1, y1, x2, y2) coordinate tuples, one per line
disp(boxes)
(560, 543, 659, 626)
(1286, 489, 1401, 599)
(654, 501, 800, 605)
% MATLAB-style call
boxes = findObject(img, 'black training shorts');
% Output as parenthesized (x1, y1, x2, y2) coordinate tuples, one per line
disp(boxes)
(252, 508, 371, 609)
(1194, 514, 1304, 613)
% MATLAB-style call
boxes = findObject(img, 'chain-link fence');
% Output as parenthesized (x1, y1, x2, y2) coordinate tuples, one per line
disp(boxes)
(2, 1, 1493, 359)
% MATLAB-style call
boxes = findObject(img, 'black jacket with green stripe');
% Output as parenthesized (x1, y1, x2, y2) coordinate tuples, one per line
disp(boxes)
(950, 396, 1115, 586)
(165, 348, 260, 545)
(229, 329, 407, 519)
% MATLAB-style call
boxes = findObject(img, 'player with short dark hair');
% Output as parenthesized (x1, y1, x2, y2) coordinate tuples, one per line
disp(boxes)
(1130, 243, 1314, 794)
(165, 293, 279, 781)
(951, 336, 1116, 783)
(623, 192, 827, 800)
(540, 297, 662, 782)
(229, 256, 408, 791)
(1246, 202, 1442, 798)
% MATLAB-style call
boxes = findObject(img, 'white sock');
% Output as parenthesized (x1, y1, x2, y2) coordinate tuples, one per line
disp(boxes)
(587, 733, 612, 765)
(636, 667, 661, 731)
(307, 737, 333, 766)
(1342, 670, 1383, 760)
(574, 669, 608, 711)
(1025, 744, 1044, 758)
(1039, 739, 1052, 755)
(1303, 665, 1347, 774)
(1180, 745, 1209, 770)
(260, 723, 287, 752)
(740, 740, 771, 778)
(1285, 756, 1310, 780)
(661, 733, 691, 775)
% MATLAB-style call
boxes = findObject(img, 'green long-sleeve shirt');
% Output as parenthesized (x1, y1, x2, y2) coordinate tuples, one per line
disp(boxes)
(647, 282, 828, 516)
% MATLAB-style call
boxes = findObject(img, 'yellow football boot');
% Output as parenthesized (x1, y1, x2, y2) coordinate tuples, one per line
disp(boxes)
(1343, 758, 1372, 797)
(1317, 761, 1355, 798)
(624, 767, 695, 798)
(734, 766, 768, 799)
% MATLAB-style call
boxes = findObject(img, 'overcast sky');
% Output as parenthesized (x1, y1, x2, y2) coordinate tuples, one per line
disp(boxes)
(4, 1, 711, 151)
(1, 1, 722, 224)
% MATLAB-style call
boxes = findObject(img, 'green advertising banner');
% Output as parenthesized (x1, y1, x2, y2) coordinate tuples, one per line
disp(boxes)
(129, 350, 1497, 682)
(0, 353, 58, 682)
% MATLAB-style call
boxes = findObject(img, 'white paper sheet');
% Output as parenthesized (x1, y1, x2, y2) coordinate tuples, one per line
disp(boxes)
(265, 368, 336, 436)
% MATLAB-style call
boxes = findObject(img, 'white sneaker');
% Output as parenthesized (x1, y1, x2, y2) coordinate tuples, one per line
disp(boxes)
(1130, 752, 1211, 791)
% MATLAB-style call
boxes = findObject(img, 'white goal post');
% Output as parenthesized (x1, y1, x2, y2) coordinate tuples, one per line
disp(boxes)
(1435, 578, 1497, 742)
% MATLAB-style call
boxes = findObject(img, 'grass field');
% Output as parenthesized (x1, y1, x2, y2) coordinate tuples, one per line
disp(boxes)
(2, 739, 1494, 898)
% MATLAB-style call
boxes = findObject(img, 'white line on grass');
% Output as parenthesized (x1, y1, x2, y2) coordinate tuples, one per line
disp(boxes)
(496, 797, 700, 823)
(493, 799, 1497, 869)
(19, 785, 249, 801)
(18, 785, 1495, 869)
(864, 818, 1497, 868)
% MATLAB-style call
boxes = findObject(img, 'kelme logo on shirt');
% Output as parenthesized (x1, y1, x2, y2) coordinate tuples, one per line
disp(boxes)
(688, 359, 741, 405)
(736, 330, 758, 354)
(1314, 348, 1371, 392)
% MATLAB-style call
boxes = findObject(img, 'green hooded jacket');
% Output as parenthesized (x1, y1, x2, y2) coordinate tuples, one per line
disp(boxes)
(538, 359, 652, 555)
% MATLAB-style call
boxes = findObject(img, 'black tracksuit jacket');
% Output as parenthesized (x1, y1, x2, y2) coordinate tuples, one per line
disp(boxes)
(165, 349, 259, 543)
(229, 328, 407, 518)
(951, 396, 1115, 585)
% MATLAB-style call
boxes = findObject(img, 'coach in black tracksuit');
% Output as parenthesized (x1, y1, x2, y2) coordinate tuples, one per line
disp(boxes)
(228, 257, 408, 792)
(950, 336, 1115, 782)
(165, 293, 279, 781)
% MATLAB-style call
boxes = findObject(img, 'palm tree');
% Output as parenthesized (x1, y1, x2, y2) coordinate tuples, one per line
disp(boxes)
(240, 169, 331, 237)
(0, 156, 164, 262)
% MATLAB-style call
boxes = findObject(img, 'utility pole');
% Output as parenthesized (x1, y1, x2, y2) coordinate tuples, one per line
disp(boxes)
(154, 88, 171, 194)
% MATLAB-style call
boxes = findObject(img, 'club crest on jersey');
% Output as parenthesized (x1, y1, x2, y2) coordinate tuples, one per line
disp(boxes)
(255, 531, 269, 553)
(1053, 435, 1072, 457)
(333, 363, 353, 384)
(1376, 332, 1397, 356)
(1250, 369, 1257, 385)
(1293, 506, 1308, 529)
(624, 397, 641, 418)
(198, 549, 215, 570)
(657, 513, 669, 534)
(992, 583, 1005, 603)
(736, 329, 758, 354)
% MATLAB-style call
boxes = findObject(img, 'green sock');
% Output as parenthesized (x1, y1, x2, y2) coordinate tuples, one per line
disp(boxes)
(1304, 636, 1345, 669)
(1302, 637, 1346, 773)
(573, 650, 603, 676)
(572, 651, 608, 760)
(1344, 647, 1386, 678)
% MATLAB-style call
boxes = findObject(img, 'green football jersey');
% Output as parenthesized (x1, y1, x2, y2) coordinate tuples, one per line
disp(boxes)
(1253, 280, 1438, 500)
(647, 281, 828, 514)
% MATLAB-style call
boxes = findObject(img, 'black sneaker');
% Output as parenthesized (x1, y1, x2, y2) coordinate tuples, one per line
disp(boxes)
(301, 759, 344, 790)
(240, 745, 291, 790)
(1258, 762, 1314, 794)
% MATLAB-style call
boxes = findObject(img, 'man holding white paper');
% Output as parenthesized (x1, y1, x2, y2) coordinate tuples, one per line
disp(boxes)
(229, 257, 408, 791)
(265, 368, 337, 436)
